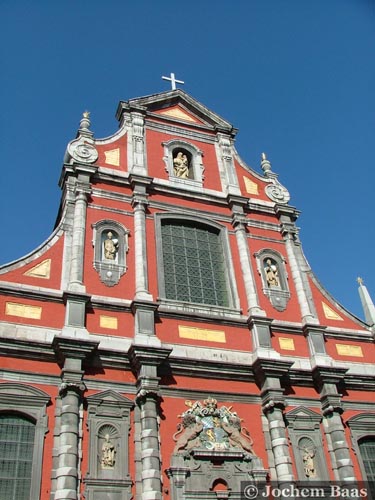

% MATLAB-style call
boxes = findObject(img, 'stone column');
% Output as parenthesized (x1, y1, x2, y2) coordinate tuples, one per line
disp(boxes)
(313, 366, 355, 482)
(129, 345, 172, 500)
(253, 359, 295, 484)
(281, 220, 317, 324)
(53, 337, 98, 500)
(130, 177, 153, 301)
(231, 211, 265, 316)
(68, 166, 96, 292)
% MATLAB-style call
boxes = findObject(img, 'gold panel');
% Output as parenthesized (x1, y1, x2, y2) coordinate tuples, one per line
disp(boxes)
(278, 337, 295, 351)
(336, 344, 363, 357)
(5, 302, 42, 320)
(159, 108, 198, 123)
(243, 176, 259, 195)
(100, 315, 118, 330)
(24, 259, 51, 279)
(104, 148, 120, 167)
(322, 302, 344, 321)
(178, 325, 226, 343)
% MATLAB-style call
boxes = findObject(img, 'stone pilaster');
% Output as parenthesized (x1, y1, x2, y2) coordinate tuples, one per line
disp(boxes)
(230, 208, 265, 316)
(129, 345, 172, 500)
(312, 366, 355, 482)
(131, 111, 146, 174)
(53, 337, 98, 500)
(131, 176, 153, 301)
(253, 358, 295, 483)
(279, 211, 317, 324)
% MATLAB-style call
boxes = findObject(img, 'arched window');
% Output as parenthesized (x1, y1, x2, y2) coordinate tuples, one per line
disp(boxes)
(0, 414, 35, 500)
(157, 217, 238, 309)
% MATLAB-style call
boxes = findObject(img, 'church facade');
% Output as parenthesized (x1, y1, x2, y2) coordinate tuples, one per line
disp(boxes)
(0, 89, 374, 500)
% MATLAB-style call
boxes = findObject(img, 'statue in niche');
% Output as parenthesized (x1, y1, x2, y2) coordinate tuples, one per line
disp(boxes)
(101, 434, 116, 469)
(264, 258, 279, 287)
(103, 231, 118, 260)
(173, 151, 189, 179)
(301, 446, 317, 478)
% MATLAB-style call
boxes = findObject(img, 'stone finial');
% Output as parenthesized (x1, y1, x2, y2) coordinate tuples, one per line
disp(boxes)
(260, 152, 272, 177)
(79, 110, 91, 131)
(357, 276, 363, 285)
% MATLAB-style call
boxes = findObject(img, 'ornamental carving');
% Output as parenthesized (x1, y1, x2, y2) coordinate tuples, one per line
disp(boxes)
(67, 137, 98, 164)
(173, 397, 254, 455)
(265, 182, 290, 204)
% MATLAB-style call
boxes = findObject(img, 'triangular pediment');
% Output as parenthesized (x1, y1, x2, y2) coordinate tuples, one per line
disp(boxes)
(86, 389, 134, 407)
(116, 89, 236, 134)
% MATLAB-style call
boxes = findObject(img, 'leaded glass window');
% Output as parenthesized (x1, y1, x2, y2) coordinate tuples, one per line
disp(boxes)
(0, 414, 35, 500)
(359, 438, 375, 487)
(161, 220, 229, 307)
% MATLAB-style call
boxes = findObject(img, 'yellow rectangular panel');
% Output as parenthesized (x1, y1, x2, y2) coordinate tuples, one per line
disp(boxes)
(178, 326, 226, 343)
(278, 337, 295, 351)
(104, 148, 120, 167)
(243, 176, 259, 195)
(5, 302, 42, 320)
(100, 315, 118, 330)
(336, 344, 363, 357)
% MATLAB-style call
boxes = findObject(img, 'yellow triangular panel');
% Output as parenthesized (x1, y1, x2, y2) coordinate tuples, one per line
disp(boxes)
(243, 176, 259, 195)
(24, 259, 51, 279)
(322, 302, 344, 321)
(158, 107, 201, 123)
(104, 148, 120, 167)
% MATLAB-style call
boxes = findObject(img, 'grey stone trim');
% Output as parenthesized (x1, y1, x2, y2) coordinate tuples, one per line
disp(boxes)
(130, 178, 153, 301)
(0, 225, 65, 273)
(130, 111, 146, 175)
(157, 302, 246, 323)
(215, 132, 241, 195)
(347, 413, 375, 482)
(254, 248, 291, 312)
(312, 367, 355, 482)
(253, 358, 295, 483)
(0, 383, 50, 500)
(285, 406, 328, 480)
(146, 121, 217, 143)
(92, 219, 130, 286)
(281, 222, 318, 324)
(129, 344, 171, 500)
(53, 337, 98, 500)
(231, 212, 265, 316)
(154, 212, 240, 311)
(0, 280, 63, 301)
(84, 390, 134, 500)
(162, 138, 205, 184)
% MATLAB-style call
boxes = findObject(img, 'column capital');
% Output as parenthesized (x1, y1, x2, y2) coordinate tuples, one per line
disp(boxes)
(128, 344, 172, 374)
(253, 357, 293, 386)
(53, 336, 99, 364)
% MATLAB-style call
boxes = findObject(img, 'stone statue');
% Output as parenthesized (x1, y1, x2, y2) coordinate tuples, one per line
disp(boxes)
(264, 259, 279, 287)
(221, 416, 255, 454)
(173, 414, 203, 453)
(101, 434, 116, 469)
(103, 232, 118, 260)
(302, 447, 316, 478)
(173, 151, 189, 179)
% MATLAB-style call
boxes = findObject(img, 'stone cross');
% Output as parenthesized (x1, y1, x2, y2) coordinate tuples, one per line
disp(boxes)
(162, 72, 184, 90)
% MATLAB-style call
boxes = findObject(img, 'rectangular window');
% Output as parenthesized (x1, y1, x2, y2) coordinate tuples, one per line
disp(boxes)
(161, 221, 229, 307)
(0, 415, 35, 500)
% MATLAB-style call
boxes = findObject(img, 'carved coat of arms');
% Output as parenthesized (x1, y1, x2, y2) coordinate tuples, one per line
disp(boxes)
(173, 397, 254, 455)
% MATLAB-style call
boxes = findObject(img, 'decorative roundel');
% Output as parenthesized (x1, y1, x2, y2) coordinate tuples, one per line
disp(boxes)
(68, 138, 98, 163)
(265, 183, 290, 204)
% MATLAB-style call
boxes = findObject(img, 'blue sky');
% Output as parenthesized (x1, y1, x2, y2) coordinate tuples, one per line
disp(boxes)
(1, 1, 374, 320)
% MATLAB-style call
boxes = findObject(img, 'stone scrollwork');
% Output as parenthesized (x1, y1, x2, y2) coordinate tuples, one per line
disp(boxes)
(67, 137, 98, 164)
(173, 397, 255, 455)
(265, 182, 290, 205)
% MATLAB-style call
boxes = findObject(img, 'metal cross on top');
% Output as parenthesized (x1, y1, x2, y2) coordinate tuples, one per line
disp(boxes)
(162, 72, 185, 90)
